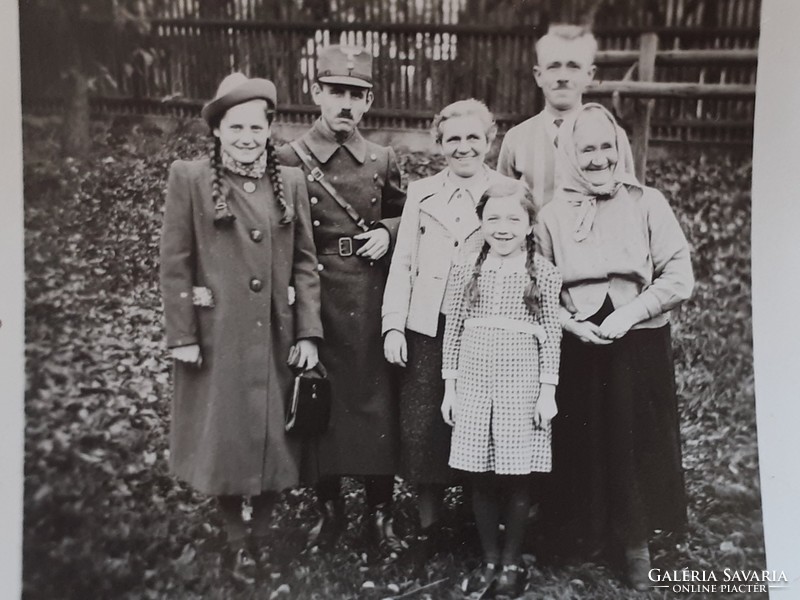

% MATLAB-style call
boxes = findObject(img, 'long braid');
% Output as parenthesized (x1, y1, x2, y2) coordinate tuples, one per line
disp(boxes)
(266, 138, 294, 224)
(209, 136, 236, 227)
(523, 233, 541, 318)
(465, 242, 490, 309)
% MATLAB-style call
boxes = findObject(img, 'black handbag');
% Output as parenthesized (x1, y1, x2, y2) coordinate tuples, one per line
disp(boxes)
(285, 363, 331, 436)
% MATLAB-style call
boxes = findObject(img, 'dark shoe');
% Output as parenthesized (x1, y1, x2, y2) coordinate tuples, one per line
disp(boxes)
(227, 547, 257, 585)
(461, 562, 498, 598)
(368, 503, 407, 560)
(494, 564, 527, 599)
(407, 522, 443, 576)
(625, 542, 652, 592)
(307, 499, 345, 549)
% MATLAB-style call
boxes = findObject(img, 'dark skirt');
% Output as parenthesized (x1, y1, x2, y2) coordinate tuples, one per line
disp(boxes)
(547, 297, 687, 546)
(398, 315, 456, 485)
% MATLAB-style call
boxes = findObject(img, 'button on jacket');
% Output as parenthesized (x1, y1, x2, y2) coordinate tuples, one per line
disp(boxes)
(382, 167, 509, 338)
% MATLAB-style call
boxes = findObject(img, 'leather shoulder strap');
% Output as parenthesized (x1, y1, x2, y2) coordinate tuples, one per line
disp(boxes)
(289, 141, 370, 232)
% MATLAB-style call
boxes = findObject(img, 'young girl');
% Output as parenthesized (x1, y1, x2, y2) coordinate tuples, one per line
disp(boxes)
(441, 179, 562, 598)
(537, 103, 693, 590)
(159, 73, 323, 582)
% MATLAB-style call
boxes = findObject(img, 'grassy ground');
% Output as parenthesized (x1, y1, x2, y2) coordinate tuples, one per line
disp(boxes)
(22, 115, 763, 599)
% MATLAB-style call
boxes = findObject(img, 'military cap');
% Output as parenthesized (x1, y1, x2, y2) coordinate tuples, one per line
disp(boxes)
(202, 73, 277, 126)
(316, 45, 373, 89)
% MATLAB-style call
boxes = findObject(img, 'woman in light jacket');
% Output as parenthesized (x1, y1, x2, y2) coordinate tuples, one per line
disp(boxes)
(160, 73, 322, 582)
(382, 99, 508, 556)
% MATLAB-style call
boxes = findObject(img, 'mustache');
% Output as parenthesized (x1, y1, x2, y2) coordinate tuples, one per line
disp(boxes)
(337, 109, 354, 119)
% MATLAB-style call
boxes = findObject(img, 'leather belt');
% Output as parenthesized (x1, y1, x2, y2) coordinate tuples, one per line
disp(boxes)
(317, 236, 363, 257)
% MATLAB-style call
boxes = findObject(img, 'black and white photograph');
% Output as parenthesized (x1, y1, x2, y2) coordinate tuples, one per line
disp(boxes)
(8, 0, 800, 598)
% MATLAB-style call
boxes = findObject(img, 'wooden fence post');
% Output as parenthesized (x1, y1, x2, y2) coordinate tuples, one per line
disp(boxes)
(633, 32, 657, 181)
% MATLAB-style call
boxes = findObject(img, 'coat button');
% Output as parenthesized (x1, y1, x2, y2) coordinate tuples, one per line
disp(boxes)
(370, 197, 377, 205)
(454, 241, 459, 247)
(373, 173, 379, 180)
(307, 174, 315, 182)
(313, 220, 320, 227)
(250, 229, 263, 242)
(420, 225, 425, 234)
(249, 278, 263, 292)
(310, 197, 318, 205)
(317, 263, 324, 272)
(370, 153, 377, 161)
(243, 181, 256, 193)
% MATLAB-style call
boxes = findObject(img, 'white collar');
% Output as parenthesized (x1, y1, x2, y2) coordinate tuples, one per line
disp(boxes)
(483, 250, 528, 272)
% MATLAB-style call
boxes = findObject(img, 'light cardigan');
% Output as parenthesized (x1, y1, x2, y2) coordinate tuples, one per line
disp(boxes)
(535, 184, 694, 328)
(382, 167, 508, 337)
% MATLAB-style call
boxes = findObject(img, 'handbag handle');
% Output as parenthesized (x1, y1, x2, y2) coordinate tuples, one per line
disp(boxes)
(293, 361, 327, 379)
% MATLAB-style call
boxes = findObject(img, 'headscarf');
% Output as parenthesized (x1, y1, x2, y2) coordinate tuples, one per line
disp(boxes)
(554, 103, 640, 241)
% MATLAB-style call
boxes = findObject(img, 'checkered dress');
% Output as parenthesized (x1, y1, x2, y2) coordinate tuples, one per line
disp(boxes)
(442, 252, 562, 475)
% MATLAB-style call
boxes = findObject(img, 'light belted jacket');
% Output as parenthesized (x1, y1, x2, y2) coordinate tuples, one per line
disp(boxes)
(382, 167, 508, 337)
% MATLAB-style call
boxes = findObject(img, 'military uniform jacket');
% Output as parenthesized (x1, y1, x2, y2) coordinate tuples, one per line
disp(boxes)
(160, 158, 323, 496)
(277, 119, 405, 478)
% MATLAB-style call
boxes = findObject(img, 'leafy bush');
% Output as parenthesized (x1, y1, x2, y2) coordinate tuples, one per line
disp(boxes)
(23, 116, 761, 599)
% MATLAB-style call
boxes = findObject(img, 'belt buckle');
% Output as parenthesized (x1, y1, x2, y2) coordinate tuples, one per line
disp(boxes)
(310, 167, 324, 181)
(338, 237, 353, 257)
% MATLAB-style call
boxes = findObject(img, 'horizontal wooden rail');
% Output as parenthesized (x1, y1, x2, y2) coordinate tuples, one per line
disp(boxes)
(597, 49, 759, 66)
(152, 18, 760, 39)
(587, 81, 756, 98)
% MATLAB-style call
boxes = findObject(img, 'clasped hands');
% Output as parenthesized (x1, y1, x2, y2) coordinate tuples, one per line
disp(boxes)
(564, 304, 642, 345)
(170, 339, 319, 370)
(441, 381, 557, 428)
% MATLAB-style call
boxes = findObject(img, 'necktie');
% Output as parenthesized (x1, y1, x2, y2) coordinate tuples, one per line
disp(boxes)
(553, 118, 564, 147)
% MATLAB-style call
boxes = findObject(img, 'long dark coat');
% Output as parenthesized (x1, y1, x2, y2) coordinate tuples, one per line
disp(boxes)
(277, 120, 405, 478)
(160, 158, 323, 496)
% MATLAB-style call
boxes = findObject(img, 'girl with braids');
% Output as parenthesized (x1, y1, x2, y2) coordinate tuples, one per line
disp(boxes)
(160, 73, 322, 583)
(441, 179, 562, 598)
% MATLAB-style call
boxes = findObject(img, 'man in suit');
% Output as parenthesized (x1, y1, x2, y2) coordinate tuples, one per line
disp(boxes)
(276, 44, 406, 558)
(498, 24, 634, 209)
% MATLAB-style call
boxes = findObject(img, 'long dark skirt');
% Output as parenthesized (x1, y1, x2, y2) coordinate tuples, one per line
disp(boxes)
(399, 315, 456, 485)
(548, 298, 687, 547)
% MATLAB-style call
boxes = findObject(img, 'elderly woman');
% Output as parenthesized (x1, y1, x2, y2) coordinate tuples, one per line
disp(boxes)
(536, 103, 693, 591)
(160, 73, 322, 582)
(382, 99, 508, 556)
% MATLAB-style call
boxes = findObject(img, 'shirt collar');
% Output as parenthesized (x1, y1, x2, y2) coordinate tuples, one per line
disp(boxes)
(484, 250, 528, 272)
(304, 118, 367, 164)
(544, 105, 580, 127)
(441, 165, 491, 204)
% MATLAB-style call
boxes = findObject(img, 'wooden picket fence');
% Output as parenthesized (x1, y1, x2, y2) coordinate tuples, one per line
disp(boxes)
(20, 0, 760, 145)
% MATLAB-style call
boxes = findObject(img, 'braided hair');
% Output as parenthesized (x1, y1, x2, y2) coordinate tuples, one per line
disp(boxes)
(465, 180, 541, 317)
(266, 138, 293, 224)
(208, 102, 293, 227)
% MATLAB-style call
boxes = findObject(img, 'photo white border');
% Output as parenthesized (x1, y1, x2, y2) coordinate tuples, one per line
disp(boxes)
(752, 0, 800, 590)
(1, 1, 23, 599)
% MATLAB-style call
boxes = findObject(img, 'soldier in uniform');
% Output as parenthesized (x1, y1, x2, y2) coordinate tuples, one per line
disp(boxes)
(497, 24, 634, 209)
(276, 44, 406, 556)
